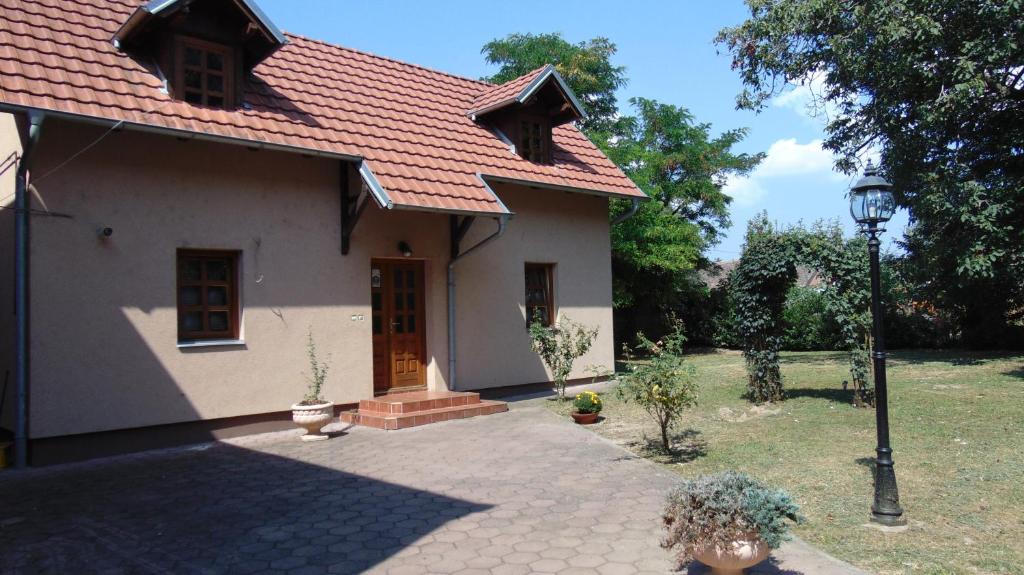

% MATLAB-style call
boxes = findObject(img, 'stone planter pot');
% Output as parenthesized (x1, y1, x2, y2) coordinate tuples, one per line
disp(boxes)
(291, 401, 333, 441)
(690, 532, 769, 575)
(571, 411, 599, 425)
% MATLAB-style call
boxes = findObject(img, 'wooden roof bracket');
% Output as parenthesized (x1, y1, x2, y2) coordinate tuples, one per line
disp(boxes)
(340, 161, 372, 255)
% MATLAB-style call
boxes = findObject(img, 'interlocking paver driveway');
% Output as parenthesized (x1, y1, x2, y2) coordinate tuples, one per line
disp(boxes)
(0, 403, 865, 575)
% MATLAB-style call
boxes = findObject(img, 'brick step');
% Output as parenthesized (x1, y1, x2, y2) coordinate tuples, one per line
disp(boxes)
(340, 400, 508, 430)
(359, 390, 480, 415)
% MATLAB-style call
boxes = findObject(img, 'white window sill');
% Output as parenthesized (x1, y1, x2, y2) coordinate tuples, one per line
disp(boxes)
(177, 339, 246, 349)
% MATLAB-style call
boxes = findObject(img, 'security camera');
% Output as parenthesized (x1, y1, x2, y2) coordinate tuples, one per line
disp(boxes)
(98, 227, 113, 239)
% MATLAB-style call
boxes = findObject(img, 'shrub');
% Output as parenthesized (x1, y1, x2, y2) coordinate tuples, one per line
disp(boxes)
(781, 285, 843, 351)
(302, 328, 329, 404)
(529, 315, 599, 401)
(663, 471, 802, 566)
(573, 391, 603, 414)
(617, 323, 698, 452)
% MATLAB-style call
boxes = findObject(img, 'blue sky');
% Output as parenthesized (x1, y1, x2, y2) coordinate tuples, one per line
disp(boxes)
(258, 0, 907, 259)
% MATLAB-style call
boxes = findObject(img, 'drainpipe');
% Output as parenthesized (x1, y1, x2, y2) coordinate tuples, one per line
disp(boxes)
(447, 216, 508, 391)
(14, 111, 44, 468)
(611, 197, 641, 225)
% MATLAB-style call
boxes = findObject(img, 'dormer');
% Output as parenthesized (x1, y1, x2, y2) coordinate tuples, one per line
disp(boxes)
(112, 0, 286, 109)
(469, 65, 587, 164)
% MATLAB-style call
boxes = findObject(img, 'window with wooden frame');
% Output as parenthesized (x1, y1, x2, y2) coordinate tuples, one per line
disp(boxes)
(177, 250, 240, 341)
(525, 263, 555, 327)
(176, 37, 234, 108)
(517, 115, 552, 163)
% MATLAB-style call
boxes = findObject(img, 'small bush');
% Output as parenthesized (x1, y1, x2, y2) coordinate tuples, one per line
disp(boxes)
(617, 322, 698, 452)
(572, 391, 603, 414)
(663, 471, 802, 566)
(529, 315, 599, 401)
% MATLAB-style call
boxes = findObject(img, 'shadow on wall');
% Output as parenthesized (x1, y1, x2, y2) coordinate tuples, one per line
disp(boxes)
(0, 443, 490, 573)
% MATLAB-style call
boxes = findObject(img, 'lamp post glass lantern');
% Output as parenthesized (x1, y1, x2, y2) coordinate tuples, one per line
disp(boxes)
(850, 161, 905, 526)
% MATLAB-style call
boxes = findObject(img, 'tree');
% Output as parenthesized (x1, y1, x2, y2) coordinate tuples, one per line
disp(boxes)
(481, 33, 627, 132)
(717, 0, 1024, 347)
(601, 99, 763, 338)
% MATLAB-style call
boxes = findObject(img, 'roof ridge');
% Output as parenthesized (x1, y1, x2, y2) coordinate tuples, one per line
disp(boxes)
(282, 31, 495, 89)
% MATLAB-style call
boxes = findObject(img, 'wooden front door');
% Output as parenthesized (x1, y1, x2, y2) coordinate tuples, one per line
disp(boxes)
(371, 260, 427, 393)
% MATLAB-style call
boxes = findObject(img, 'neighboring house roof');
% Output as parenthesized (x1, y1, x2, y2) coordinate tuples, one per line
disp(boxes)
(0, 0, 645, 216)
(700, 260, 824, 289)
(467, 64, 586, 121)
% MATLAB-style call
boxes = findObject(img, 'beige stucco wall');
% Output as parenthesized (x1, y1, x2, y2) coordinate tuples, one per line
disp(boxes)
(453, 182, 615, 389)
(25, 119, 615, 438)
(0, 113, 23, 432)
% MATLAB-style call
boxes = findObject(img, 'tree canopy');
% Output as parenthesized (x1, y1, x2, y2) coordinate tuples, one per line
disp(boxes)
(481, 32, 627, 133)
(717, 0, 1024, 346)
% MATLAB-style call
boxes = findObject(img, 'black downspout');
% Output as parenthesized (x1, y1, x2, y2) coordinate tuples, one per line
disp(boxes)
(14, 111, 44, 468)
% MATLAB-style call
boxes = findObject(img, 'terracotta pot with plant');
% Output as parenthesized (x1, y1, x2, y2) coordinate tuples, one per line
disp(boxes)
(292, 329, 333, 442)
(571, 390, 602, 424)
(663, 471, 802, 575)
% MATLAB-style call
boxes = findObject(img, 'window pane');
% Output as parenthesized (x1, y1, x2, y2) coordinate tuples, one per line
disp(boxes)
(207, 51, 224, 71)
(371, 292, 381, 311)
(393, 270, 402, 289)
(406, 270, 415, 289)
(180, 286, 201, 306)
(184, 69, 202, 90)
(394, 292, 404, 310)
(182, 311, 203, 333)
(372, 315, 382, 334)
(185, 91, 203, 105)
(181, 259, 201, 281)
(394, 315, 404, 334)
(184, 46, 202, 67)
(208, 96, 224, 108)
(208, 311, 229, 332)
(407, 314, 416, 333)
(207, 73, 224, 93)
(207, 286, 228, 306)
(206, 260, 228, 281)
(407, 293, 415, 311)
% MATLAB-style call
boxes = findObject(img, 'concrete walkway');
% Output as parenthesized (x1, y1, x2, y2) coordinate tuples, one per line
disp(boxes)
(0, 403, 867, 574)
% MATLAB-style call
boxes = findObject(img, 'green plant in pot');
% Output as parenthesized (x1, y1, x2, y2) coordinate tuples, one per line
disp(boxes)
(663, 471, 802, 574)
(291, 329, 333, 442)
(571, 390, 602, 424)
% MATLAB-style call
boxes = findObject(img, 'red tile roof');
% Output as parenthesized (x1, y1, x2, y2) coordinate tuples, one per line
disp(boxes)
(468, 65, 549, 117)
(0, 0, 645, 215)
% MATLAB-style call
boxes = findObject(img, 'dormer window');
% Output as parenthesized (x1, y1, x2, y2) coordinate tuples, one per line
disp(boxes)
(112, 0, 287, 110)
(518, 116, 551, 163)
(177, 38, 234, 108)
(468, 64, 588, 165)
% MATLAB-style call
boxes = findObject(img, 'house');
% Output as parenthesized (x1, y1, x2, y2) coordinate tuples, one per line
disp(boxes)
(0, 0, 645, 465)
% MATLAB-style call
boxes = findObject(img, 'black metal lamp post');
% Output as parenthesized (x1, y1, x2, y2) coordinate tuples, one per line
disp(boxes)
(850, 161, 906, 526)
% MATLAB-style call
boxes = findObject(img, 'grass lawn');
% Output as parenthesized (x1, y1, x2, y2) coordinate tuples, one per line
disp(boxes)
(547, 349, 1024, 575)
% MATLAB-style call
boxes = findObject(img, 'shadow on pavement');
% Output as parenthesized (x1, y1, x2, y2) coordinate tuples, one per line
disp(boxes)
(0, 442, 489, 574)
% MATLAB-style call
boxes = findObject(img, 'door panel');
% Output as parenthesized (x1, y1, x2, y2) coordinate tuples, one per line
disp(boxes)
(371, 260, 426, 392)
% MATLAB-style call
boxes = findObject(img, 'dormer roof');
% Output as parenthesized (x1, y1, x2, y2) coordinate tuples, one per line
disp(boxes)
(113, 0, 286, 67)
(468, 65, 587, 126)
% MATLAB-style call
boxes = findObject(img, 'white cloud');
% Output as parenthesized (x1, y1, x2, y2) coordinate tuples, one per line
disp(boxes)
(723, 176, 767, 208)
(758, 138, 839, 178)
(771, 72, 839, 123)
(724, 138, 843, 208)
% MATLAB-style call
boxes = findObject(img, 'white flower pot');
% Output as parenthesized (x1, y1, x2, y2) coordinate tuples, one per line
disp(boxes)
(291, 401, 333, 441)
(691, 532, 769, 575)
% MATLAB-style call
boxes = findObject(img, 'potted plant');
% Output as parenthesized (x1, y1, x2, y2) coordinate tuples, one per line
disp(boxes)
(571, 390, 602, 424)
(663, 471, 802, 575)
(291, 329, 333, 441)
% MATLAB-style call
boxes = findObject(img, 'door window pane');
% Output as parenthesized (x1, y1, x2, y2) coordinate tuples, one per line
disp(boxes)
(394, 315, 404, 334)
(407, 314, 416, 333)
(372, 292, 381, 310)
(407, 293, 416, 311)
(394, 292, 404, 310)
